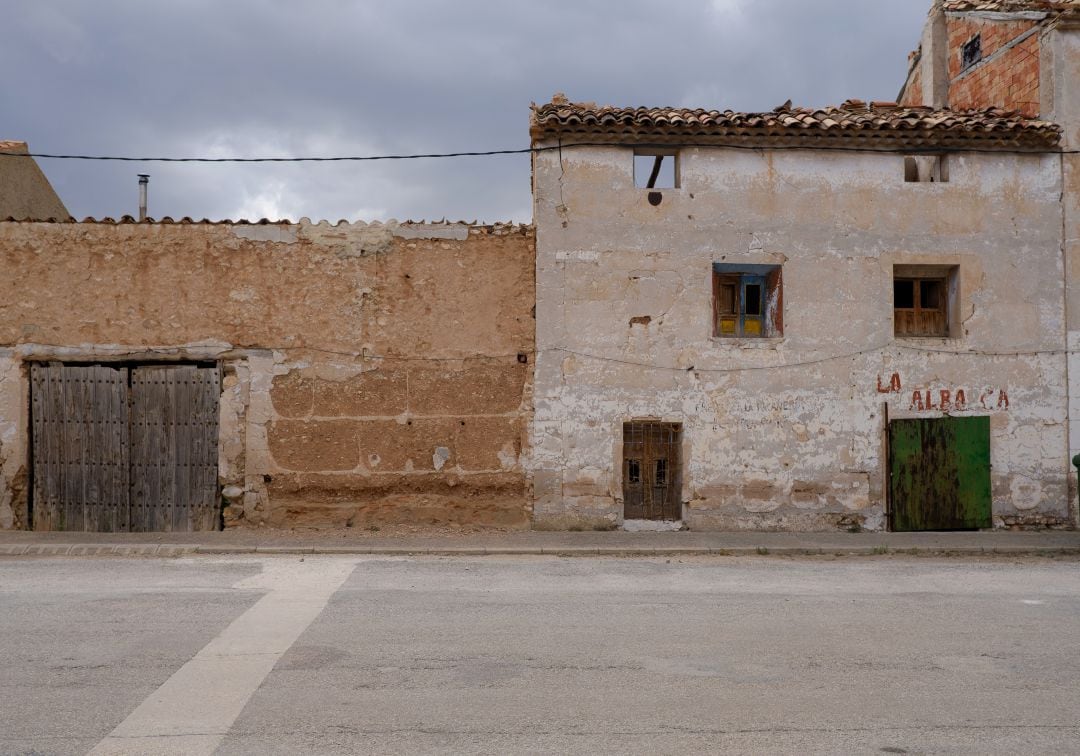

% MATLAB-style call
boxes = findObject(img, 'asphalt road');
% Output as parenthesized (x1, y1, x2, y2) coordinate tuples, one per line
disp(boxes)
(1, 555, 1078, 755)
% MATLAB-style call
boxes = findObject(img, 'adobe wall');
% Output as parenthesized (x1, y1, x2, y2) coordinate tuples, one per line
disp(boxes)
(0, 142, 70, 221)
(0, 220, 535, 530)
(531, 143, 1070, 531)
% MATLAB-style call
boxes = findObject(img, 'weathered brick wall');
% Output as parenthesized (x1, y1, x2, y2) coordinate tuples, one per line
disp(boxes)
(899, 59, 924, 107)
(947, 17, 1041, 115)
(0, 220, 535, 529)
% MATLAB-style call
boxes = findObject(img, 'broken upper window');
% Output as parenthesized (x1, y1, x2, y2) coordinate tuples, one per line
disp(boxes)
(904, 155, 949, 183)
(634, 150, 678, 189)
(712, 264, 783, 338)
(961, 35, 982, 70)
(894, 265, 958, 338)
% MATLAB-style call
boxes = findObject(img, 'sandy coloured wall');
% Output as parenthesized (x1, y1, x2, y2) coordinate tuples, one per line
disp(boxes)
(0, 142, 70, 221)
(531, 142, 1072, 531)
(0, 220, 535, 529)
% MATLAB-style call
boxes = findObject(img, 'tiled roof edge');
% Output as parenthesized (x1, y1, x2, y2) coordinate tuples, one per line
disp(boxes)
(530, 102, 1062, 150)
(941, 0, 1077, 13)
(0, 217, 534, 230)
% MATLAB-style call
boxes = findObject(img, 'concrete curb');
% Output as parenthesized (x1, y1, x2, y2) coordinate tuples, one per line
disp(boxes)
(1, 543, 1079, 558)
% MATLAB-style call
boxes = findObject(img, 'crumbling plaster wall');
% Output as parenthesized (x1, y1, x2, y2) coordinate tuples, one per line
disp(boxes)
(532, 143, 1070, 531)
(0, 220, 534, 530)
(1047, 22, 1080, 523)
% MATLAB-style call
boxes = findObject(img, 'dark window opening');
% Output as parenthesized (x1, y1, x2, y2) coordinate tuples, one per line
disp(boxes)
(904, 154, 949, 183)
(744, 284, 762, 316)
(904, 156, 919, 183)
(894, 279, 915, 309)
(634, 150, 678, 189)
(961, 35, 982, 70)
(627, 459, 641, 484)
(712, 264, 783, 338)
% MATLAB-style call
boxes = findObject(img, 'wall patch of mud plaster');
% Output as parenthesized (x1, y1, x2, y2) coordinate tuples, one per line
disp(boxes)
(531, 143, 1072, 531)
(0, 351, 26, 529)
(0, 220, 535, 530)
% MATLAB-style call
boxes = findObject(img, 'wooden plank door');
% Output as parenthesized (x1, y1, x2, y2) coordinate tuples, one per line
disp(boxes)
(31, 363, 130, 532)
(889, 416, 992, 531)
(129, 365, 220, 532)
(623, 422, 682, 521)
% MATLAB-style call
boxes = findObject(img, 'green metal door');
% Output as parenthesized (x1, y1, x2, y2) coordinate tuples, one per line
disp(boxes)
(889, 416, 992, 531)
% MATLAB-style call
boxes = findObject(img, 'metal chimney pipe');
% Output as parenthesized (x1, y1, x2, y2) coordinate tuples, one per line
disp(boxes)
(138, 174, 150, 221)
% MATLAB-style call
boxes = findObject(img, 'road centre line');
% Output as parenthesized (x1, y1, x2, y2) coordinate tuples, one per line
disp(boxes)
(88, 557, 357, 756)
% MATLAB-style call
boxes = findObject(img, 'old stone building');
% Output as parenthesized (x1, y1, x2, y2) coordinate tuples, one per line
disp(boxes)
(1, 0, 1077, 532)
(896, 0, 1080, 527)
(528, 0, 1080, 531)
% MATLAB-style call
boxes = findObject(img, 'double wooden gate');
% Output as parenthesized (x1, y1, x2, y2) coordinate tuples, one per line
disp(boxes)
(30, 363, 221, 532)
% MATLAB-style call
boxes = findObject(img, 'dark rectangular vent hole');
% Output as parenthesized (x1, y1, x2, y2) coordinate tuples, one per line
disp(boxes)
(895, 279, 915, 309)
(744, 284, 762, 316)
(962, 35, 982, 70)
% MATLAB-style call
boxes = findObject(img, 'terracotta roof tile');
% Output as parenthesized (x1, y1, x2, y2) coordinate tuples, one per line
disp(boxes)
(941, 0, 1077, 12)
(530, 100, 1062, 151)
(0, 217, 530, 231)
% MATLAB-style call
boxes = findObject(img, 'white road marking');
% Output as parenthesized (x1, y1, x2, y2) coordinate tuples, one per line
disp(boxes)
(88, 557, 357, 756)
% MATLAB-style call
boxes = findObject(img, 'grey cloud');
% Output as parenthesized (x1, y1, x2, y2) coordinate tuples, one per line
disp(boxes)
(1, 0, 928, 222)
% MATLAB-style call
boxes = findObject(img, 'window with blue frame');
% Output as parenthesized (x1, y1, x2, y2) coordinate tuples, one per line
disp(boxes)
(712, 263, 783, 338)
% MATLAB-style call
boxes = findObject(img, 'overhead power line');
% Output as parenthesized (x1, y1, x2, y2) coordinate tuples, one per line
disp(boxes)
(0, 147, 542, 163)
(0, 141, 1075, 163)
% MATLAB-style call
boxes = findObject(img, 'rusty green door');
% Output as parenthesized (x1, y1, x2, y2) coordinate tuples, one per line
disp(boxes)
(889, 416, 992, 531)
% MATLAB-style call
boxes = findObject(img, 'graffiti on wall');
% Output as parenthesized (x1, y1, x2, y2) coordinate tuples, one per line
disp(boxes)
(876, 373, 1009, 412)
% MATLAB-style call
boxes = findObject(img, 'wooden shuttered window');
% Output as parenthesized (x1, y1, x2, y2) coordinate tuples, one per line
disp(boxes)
(712, 265, 782, 338)
(893, 266, 956, 338)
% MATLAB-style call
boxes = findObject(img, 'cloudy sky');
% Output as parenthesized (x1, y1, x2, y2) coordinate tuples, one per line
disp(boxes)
(3, 1, 929, 223)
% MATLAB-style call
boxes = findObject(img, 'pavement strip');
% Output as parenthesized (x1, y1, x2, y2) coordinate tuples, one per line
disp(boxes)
(88, 557, 358, 756)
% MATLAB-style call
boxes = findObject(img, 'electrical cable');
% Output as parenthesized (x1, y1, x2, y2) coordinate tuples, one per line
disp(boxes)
(15, 342, 1074, 372)
(0, 141, 1075, 163)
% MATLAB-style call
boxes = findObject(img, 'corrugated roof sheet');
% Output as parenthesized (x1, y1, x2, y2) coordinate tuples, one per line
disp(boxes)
(530, 99, 1062, 150)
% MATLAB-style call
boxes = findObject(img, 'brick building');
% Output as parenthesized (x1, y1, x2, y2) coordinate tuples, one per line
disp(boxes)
(898, 0, 1078, 116)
